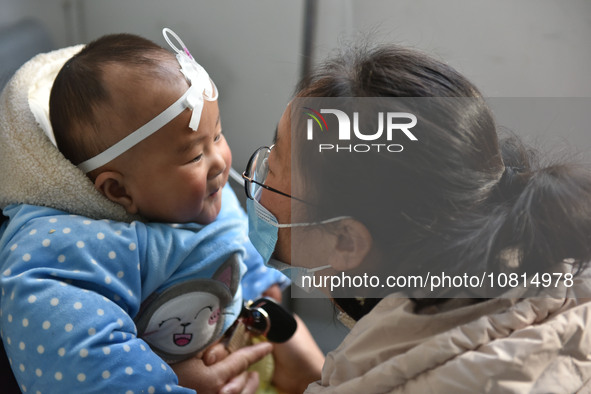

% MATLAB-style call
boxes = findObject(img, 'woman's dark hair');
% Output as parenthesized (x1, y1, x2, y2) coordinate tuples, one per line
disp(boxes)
(293, 44, 591, 317)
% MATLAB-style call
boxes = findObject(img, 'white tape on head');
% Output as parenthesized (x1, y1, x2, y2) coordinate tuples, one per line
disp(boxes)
(77, 28, 218, 173)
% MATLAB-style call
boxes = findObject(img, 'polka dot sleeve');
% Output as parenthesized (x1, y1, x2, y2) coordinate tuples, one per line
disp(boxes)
(0, 205, 195, 393)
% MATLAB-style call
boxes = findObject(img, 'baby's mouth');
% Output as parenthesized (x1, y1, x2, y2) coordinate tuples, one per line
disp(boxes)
(209, 188, 220, 198)
(209, 182, 224, 197)
(208, 175, 228, 198)
(173, 333, 193, 347)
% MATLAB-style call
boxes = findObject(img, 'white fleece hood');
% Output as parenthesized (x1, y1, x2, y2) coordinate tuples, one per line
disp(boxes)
(0, 45, 137, 222)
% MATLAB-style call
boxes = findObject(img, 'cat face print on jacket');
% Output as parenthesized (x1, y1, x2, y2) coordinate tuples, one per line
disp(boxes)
(135, 255, 240, 363)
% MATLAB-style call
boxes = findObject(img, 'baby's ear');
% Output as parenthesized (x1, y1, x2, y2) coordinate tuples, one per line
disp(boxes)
(94, 171, 138, 215)
(213, 254, 241, 297)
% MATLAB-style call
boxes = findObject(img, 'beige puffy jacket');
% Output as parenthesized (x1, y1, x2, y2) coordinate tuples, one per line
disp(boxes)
(307, 266, 591, 394)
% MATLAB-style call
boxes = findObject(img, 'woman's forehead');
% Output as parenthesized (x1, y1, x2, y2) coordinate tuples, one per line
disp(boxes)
(274, 109, 292, 158)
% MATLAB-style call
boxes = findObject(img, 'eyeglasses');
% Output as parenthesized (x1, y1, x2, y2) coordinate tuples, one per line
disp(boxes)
(242, 145, 305, 202)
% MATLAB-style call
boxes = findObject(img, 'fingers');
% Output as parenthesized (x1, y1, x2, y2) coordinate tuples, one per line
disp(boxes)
(203, 342, 230, 366)
(172, 341, 272, 393)
(261, 284, 283, 302)
(220, 371, 260, 394)
(233, 341, 273, 365)
(211, 342, 272, 382)
(241, 371, 261, 394)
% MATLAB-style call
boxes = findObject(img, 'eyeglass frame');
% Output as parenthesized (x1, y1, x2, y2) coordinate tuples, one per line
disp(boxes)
(242, 145, 307, 203)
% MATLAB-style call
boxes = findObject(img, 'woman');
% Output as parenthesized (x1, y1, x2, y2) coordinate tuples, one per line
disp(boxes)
(244, 43, 591, 393)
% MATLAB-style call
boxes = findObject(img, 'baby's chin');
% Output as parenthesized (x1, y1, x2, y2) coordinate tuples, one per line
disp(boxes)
(192, 177, 228, 224)
(143, 201, 221, 225)
(192, 198, 223, 225)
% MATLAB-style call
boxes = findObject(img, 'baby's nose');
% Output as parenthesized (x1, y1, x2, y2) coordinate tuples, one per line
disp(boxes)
(208, 152, 226, 179)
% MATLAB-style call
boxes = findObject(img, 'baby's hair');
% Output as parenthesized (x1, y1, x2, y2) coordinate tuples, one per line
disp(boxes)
(294, 43, 591, 306)
(50, 33, 178, 171)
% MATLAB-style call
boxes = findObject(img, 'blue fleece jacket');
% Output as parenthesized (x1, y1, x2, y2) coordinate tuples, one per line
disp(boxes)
(0, 185, 287, 393)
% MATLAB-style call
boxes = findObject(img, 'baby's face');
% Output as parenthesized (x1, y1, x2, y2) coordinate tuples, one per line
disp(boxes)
(115, 81, 232, 224)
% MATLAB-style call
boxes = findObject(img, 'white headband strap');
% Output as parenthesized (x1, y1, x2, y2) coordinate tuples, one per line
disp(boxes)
(78, 85, 199, 173)
(77, 28, 217, 173)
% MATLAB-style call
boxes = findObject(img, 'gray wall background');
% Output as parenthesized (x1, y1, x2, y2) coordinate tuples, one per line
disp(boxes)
(2, 0, 590, 353)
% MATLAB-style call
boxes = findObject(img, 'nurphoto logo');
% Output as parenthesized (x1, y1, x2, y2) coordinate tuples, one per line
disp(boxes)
(304, 107, 418, 153)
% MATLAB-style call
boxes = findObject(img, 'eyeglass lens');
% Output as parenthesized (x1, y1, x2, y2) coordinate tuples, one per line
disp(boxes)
(248, 147, 270, 201)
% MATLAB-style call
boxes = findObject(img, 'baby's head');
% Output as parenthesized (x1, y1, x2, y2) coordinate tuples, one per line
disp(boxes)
(50, 32, 231, 224)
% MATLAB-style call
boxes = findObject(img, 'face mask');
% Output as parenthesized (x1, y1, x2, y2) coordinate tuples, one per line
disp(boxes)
(267, 258, 331, 292)
(246, 198, 279, 264)
(246, 198, 348, 289)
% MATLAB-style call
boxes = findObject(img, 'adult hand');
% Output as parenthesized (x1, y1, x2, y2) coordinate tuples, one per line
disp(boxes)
(272, 314, 325, 393)
(172, 341, 273, 394)
(262, 283, 283, 303)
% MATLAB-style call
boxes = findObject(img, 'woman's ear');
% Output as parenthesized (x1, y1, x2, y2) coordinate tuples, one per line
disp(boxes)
(327, 219, 373, 271)
(94, 171, 138, 215)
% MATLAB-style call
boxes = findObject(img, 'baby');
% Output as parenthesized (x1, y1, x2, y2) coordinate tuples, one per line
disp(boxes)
(52, 29, 228, 225)
(0, 29, 288, 393)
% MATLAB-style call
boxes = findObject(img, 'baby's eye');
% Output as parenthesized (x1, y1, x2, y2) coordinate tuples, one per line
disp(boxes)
(214, 133, 222, 142)
(191, 154, 203, 163)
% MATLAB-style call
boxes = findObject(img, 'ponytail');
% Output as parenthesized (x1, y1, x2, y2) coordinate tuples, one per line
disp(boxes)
(493, 136, 591, 275)
(420, 134, 591, 298)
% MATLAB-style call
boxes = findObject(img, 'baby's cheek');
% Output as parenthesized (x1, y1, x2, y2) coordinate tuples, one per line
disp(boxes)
(188, 175, 208, 201)
(222, 141, 232, 171)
